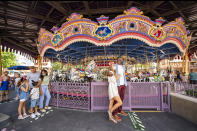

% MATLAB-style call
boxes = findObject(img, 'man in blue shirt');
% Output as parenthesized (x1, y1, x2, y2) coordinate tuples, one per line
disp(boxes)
(189, 69, 197, 84)
(112, 57, 128, 121)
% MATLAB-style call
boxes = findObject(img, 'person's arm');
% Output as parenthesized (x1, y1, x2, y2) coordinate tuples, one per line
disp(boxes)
(38, 78, 43, 95)
(115, 74, 121, 80)
(48, 83, 51, 92)
(29, 89, 33, 97)
(20, 85, 28, 93)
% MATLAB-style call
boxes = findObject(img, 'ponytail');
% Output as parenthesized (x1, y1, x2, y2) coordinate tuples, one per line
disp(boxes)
(17, 77, 25, 88)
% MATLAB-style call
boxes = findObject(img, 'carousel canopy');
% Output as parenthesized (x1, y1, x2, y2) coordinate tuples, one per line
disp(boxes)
(0, 1, 197, 58)
(38, 7, 191, 63)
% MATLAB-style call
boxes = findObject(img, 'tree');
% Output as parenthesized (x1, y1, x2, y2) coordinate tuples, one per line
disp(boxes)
(1, 51, 18, 70)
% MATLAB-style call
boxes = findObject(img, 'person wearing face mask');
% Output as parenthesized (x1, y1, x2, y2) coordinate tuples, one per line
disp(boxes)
(39, 69, 51, 112)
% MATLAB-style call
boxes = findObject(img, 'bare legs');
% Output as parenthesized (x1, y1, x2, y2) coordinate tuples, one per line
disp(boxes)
(0, 94, 2, 102)
(22, 101, 27, 115)
(0, 91, 8, 102)
(110, 96, 122, 113)
(108, 96, 122, 123)
(18, 101, 24, 116)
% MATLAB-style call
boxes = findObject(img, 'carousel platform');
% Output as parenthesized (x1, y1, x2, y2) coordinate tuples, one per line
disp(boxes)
(2, 108, 197, 131)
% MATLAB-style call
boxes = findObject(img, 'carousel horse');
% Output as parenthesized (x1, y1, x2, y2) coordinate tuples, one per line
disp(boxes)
(70, 68, 80, 82)
(85, 60, 98, 80)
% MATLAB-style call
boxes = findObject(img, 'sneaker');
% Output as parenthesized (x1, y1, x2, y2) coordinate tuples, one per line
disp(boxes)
(45, 106, 52, 110)
(23, 113, 30, 119)
(18, 115, 24, 120)
(35, 112, 41, 116)
(30, 113, 36, 119)
(40, 109, 46, 113)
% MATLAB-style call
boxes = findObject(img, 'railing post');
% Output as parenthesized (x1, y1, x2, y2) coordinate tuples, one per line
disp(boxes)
(167, 82, 171, 112)
(90, 82, 93, 112)
(89, 82, 91, 112)
(57, 82, 59, 108)
(160, 82, 163, 111)
(129, 82, 132, 111)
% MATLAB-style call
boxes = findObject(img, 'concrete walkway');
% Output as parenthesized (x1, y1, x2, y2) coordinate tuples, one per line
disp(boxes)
(1, 89, 197, 131)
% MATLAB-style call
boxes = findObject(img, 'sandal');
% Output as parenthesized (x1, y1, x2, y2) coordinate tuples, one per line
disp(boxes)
(108, 110, 117, 124)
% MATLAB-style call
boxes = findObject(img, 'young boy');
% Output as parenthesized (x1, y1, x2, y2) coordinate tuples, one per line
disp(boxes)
(29, 81, 41, 118)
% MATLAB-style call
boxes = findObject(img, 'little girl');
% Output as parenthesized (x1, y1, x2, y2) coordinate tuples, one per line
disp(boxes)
(29, 81, 41, 118)
(17, 77, 30, 119)
(107, 62, 122, 124)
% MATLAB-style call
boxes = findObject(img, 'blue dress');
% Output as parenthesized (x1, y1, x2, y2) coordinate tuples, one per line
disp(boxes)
(18, 84, 30, 100)
(0, 81, 10, 90)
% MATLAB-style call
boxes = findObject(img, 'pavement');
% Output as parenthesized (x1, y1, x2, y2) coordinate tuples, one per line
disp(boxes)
(0, 89, 197, 131)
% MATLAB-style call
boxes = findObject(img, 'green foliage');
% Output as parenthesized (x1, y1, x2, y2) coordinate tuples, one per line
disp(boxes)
(1, 51, 18, 69)
(52, 62, 62, 71)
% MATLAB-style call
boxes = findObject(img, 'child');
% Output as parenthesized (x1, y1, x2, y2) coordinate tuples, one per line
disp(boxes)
(15, 73, 21, 100)
(107, 63, 122, 124)
(29, 80, 41, 118)
(17, 77, 30, 119)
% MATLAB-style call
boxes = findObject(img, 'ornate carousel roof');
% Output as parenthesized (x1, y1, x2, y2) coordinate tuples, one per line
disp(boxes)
(0, 1, 197, 60)
(38, 7, 191, 63)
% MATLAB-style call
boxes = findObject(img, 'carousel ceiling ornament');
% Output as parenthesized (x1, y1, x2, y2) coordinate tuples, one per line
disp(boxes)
(37, 7, 190, 57)
(93, 15, 113, 41)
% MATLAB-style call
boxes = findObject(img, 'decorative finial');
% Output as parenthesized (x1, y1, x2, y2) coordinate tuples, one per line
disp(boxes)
(66, 13, 83, 22)
(96, 15, 109, 25)
(51, 26, 58, 33)
(124, 7, 143, 15)
(155, 17, 165, 26)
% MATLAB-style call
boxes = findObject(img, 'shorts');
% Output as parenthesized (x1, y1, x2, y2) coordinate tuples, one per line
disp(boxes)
(20, 99, 27, 102)
(31, 99, 39, 107)
(0, 90, 8, 96)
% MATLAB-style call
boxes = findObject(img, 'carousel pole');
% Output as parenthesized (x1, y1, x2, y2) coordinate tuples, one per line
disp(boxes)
(104, 46, 106, 69)
(60, 55, 63, 70)
(119, 46, 120, 57)
(156, 49, 159, 73)
(68, 50, 70, 70)
(0, 38, 2, 75)
(85, 44, 88, 66)
(125, 43, 128, 66)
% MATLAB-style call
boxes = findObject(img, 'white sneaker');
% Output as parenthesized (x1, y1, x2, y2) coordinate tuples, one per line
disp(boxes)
(35, 112, 41, 116)
(18, 115, 24, 120)
(45, 106, 52, 110)
(23, 113, 30, 119)
(40, 109, 46, 113)
(30, 113, 36, 118)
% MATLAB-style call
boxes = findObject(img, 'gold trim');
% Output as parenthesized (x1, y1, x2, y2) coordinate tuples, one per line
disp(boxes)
(51, 32, 64, 46)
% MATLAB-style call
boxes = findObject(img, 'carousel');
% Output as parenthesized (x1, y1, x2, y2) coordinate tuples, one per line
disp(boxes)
(37, 7, 191, 112)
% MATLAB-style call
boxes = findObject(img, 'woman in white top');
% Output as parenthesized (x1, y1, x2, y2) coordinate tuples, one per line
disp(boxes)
(107, 63, 122, 124)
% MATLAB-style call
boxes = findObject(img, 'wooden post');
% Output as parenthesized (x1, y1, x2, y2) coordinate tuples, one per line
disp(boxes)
(182, 55, 185, 73)
(38, 55, 42, 71)
(0, 38, 2, 75)
(185, 53, 189, 76)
